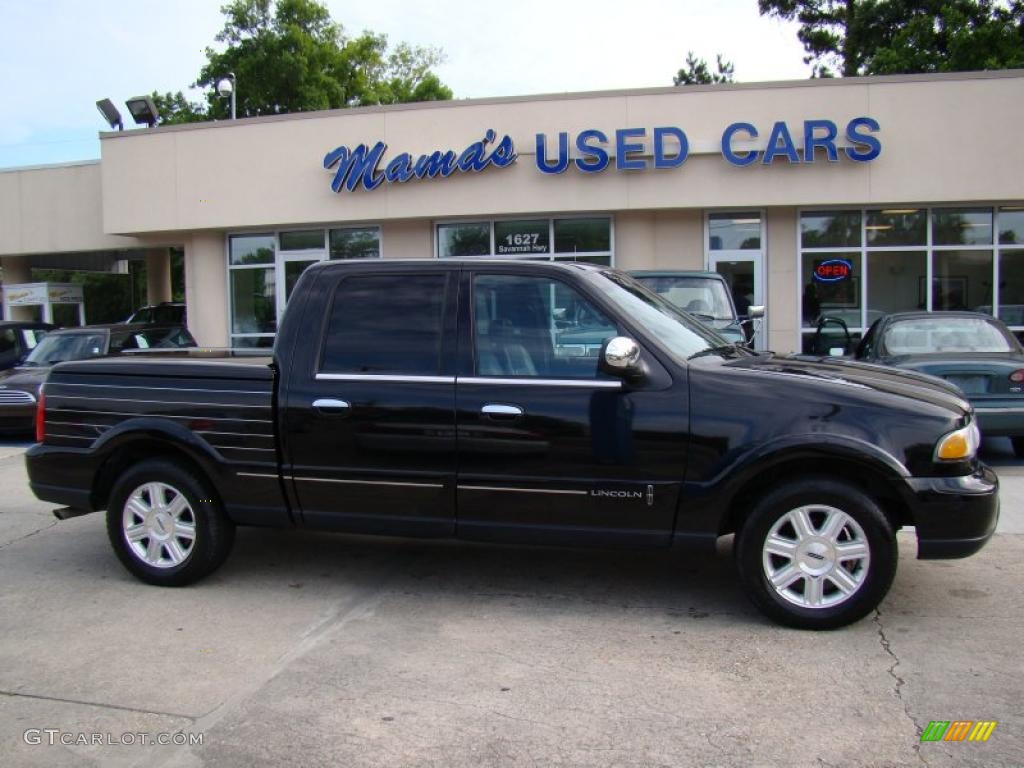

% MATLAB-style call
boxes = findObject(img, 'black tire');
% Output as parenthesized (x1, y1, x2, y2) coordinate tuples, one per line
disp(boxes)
(735, 478, 897, 630)
(1011, 437, 1024, 459)
(106, 458, 235, 586)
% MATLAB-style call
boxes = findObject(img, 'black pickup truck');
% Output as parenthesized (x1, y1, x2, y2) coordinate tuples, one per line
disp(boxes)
(27, 260, 998, 629)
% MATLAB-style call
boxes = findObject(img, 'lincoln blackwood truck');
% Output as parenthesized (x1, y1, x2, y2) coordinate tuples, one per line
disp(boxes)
(27, 260, 999, 629)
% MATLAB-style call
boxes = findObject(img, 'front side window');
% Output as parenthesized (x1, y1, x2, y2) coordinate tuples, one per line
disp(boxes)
(321, 274, 448, 376)
(473, 274, 617, 378)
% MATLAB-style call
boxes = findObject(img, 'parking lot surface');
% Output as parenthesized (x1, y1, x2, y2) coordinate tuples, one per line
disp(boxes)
(1, 438, 1022, 767)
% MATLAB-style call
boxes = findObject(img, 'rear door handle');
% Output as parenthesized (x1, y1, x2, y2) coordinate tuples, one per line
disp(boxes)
(313, 398, 351, 415)
(481, 403, 523, 420)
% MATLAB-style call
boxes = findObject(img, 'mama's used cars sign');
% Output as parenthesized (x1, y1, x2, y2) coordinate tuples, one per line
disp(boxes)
(323, 118, 881, 194)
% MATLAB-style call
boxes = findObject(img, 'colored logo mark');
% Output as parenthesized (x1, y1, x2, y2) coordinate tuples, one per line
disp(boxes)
(920, 720, 997, 742)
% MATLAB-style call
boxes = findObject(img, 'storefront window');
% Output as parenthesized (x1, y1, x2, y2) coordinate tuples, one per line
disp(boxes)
(867, 251, 927, 316)
(437, 217, 613, 263)
(708, 213, 761, 250)
(230, 268, 276, 335)
(229, 234, 274, 265)
(801, 252, 861, 328)
(228, 224, 380, 347)
(865, 209, 926, 247)
(933, 249, 993, 311)
(438, 222, 490, 257)
(330, 227, 380, 259)
(999, 249, 1024, 326)
(279, 230, 325, 251)
(553, 218, 611, 254)
(998, 208, 1024, 245)
(800, 211, 861, 248)
(933, 208, 993, 246)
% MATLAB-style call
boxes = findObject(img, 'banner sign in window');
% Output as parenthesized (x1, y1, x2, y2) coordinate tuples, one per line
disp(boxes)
(495, 220, 549, 255)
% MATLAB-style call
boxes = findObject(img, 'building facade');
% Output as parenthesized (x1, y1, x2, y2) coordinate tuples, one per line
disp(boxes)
(1, 70, 1022, 353)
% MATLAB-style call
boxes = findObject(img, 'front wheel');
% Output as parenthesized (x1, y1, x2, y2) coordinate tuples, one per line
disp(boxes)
(106, 459, 235, 586)
(735, 478, 897, 630)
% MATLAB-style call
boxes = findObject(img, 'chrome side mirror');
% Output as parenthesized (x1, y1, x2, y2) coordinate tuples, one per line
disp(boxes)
(748, 305, 765, 319)
(604, 336, 641, 371)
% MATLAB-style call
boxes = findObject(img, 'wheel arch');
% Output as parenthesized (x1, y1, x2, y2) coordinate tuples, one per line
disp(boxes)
(718, 450, 913, 539)
(91, 425, 225, 513)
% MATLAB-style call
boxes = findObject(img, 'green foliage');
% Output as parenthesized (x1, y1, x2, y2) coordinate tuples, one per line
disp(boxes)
(673, 51, 736, 85)
(157, 0, 452, 126)
(759, 0, 1024, 76)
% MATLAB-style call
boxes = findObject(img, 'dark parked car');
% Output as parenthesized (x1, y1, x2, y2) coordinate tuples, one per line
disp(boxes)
(0, 324, 195, 434)
(0, 321, 54, 371)
(125, 302, 187, 326)
(629, 271, 759, 344)
(28, 261, 996, 630)
(853, 311, 1024, 456)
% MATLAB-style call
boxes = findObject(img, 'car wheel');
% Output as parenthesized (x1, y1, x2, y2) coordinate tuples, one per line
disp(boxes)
(735, 478, 897, 630)
(1011, 437, 1024, 459)
(106, 459, 235, 586)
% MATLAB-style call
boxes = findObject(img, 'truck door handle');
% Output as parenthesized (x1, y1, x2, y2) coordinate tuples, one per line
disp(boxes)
(313, 398, 351, 415)
(481, 403, 523, 420)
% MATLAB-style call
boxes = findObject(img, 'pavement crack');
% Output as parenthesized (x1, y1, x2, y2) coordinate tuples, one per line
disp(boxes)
(874, 608, 929, 766)
(0, 689, 196, 720)
(0, 519, 59, 550)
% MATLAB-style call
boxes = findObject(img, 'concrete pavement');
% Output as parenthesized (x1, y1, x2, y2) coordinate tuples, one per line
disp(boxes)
(0, 440, 1021, 767)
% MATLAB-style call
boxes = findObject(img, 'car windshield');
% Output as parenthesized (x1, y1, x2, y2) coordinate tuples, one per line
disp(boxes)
(881, 317, 1014, 355)
(590, 270, 740, 360)
(632, 275, 735, 321)
(23, 332, 108, 365)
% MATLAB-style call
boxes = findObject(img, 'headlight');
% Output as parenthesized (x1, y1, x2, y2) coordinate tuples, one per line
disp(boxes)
(934, 421, 980, 461)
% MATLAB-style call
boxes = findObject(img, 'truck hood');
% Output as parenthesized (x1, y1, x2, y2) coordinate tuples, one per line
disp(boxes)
(722, 353, 972, 417)
(0, 367, 49, 393)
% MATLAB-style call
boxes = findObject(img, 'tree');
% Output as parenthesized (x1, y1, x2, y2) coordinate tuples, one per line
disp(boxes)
(759, 0, 1024, 77)
(673, 51, 736, 85)
(158, 0, 452, 125)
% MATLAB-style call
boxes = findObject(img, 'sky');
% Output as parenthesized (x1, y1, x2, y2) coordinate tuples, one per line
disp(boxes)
(0, 0, 809, 169)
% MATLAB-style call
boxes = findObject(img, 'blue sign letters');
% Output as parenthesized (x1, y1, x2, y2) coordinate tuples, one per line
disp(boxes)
(325, 117, 881, 193)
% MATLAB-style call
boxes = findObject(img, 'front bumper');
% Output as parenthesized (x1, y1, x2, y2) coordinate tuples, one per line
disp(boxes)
(0, 403, 36, 435)
(906, 465, 999, 559)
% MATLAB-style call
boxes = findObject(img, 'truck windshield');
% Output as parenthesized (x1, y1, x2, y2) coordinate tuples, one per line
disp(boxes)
(632, 275, 735, 321)
(590, 271, 743, 361)
(22, 333, 108, 366)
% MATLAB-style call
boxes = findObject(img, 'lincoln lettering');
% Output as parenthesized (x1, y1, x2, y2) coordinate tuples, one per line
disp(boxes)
(590, 490, 643, 499)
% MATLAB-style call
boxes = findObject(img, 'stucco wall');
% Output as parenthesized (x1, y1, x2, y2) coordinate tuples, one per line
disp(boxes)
(0, 162, 139, 256)
(96, 72, 1024, 237)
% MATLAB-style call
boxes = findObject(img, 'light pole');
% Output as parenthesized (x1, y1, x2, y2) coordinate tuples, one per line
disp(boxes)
(216, 72, 236, 119)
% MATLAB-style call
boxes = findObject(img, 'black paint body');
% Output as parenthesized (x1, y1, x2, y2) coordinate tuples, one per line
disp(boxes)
(27, 261, 998, 559)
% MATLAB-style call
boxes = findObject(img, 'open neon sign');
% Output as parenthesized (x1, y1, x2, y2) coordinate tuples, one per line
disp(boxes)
(813, 259, 853, 283)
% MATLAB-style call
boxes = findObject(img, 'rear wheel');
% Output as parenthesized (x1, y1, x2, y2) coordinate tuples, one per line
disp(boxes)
(1011, 437, 1024, 458)
(736, 478, 897, 630)
(107, 459, 234, 586)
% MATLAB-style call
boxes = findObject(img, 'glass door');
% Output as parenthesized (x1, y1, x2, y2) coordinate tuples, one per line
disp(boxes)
(706, 212, 767, 350)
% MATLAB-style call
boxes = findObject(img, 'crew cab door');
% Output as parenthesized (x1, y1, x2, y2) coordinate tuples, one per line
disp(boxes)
(454, 267, 687, 546)
(280, 266, 457, 536)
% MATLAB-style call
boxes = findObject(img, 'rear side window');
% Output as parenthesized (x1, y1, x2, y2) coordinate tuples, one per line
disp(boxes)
(321, 274, 448, 375)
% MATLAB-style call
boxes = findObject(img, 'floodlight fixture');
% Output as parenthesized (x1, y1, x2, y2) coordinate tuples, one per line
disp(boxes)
(216, 72, 236, 119)
(125, 95, 160, 127)
(96, 98, 123, 131)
